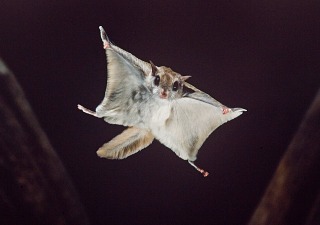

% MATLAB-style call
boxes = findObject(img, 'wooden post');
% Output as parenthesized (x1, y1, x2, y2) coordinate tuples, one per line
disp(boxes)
(0, 58, 90, 225)
(248, 88, 320, 225)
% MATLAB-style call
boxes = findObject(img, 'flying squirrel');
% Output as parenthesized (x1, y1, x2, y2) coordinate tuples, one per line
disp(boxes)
(78, 26, 246, 177)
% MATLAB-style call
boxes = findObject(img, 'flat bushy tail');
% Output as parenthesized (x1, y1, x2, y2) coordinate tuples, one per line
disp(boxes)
(96, 127, 154, 159)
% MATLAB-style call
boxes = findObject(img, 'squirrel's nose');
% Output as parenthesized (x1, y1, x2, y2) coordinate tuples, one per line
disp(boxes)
(160, 89, 168, 99)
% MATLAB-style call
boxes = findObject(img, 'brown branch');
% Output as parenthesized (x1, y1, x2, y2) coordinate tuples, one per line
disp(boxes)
(305, 190, 320, 225)
(0, 58, 90, 225)
(248, 88, 320, 225)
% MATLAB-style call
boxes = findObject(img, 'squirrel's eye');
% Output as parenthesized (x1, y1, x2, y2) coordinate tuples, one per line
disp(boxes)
(154, 75, 160, 86)
(172, 81, 179, 91)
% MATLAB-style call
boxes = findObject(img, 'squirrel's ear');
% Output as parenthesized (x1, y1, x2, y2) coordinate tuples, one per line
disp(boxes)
(149, 60, 157, 76)
(181, 76, 191, 81)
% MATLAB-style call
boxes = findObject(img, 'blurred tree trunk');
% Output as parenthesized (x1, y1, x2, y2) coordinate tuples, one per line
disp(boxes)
(248, 88, 320, 225)
(0, 58, 90, 225)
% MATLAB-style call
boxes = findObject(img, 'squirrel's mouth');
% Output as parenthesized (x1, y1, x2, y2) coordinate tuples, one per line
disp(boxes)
(159, 90, 168, 99)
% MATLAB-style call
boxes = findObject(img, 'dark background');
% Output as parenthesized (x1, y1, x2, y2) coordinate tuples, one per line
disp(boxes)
(1, 1, 319, 225)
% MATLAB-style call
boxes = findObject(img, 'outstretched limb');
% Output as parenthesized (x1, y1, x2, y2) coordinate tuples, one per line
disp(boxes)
(188, 160, 209, 177)
(99, 26, 110, 49)
(77, 104, 101, 118)
(98, 26, 151, 75)
(222, 105, 231, 114)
